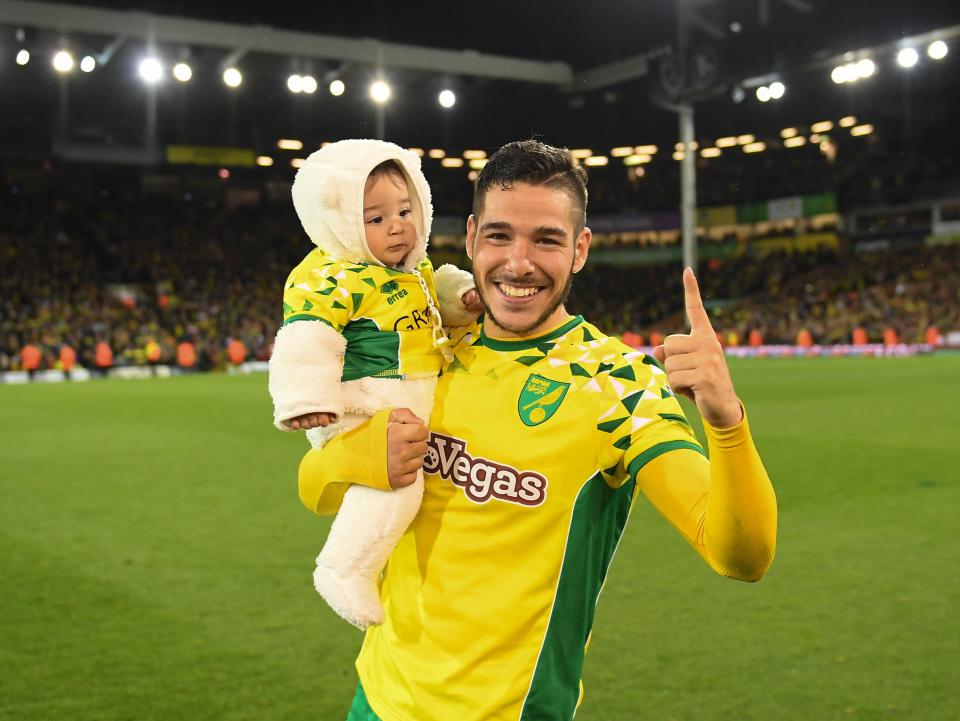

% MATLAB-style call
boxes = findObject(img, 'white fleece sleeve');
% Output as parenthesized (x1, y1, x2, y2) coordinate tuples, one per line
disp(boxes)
(434, 263, 478, 327)
(268, 321, 347, 431)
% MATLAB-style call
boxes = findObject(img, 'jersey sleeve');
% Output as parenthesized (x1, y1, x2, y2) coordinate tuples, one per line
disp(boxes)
(298, 409, 393, 515)
(635, 407, 777, 581)
(596, 354, 705, 489)
(282, 255, 358, 332)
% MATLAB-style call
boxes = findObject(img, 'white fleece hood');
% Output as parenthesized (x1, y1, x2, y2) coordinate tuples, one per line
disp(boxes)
(291, 139, 432, 272)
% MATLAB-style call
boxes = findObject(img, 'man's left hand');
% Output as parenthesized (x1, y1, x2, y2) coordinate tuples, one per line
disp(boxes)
(653, 267, 743, 428)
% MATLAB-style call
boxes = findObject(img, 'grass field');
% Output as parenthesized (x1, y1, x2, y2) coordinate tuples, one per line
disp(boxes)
(1, 356, 958, 721)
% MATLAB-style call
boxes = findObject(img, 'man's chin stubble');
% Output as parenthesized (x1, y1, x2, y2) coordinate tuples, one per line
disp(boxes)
(476, 274, 573, 336)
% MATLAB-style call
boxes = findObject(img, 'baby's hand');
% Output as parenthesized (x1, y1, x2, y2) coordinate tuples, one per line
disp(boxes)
(287, 412, 336, 430)
(461, 288, 482, 313)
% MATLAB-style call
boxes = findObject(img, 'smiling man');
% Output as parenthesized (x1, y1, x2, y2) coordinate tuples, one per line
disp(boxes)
(297, 140, 778, 721)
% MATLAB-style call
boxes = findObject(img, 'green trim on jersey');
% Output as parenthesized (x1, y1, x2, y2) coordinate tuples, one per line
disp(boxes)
(282, 314, 333, 327)
(346, 683, 383, 721)
(341, 318, 402, 382)
(627, 439, 706, 481)
(480, 316, 584, 351)
(520, 471, 636, 720)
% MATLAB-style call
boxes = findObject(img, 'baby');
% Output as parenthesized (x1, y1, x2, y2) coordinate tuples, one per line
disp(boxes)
(268, 139, 478, 628)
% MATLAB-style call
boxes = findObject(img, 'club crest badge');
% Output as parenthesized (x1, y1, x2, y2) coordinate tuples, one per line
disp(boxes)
(518, 374, 570, 427)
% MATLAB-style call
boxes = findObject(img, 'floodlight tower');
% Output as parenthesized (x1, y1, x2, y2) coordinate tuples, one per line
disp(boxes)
(677, 0, 697, 281)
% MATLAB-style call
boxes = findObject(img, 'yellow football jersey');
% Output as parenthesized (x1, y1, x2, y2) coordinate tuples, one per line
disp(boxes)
(282, 249, 442, 381)
(355, 315, 704, 721)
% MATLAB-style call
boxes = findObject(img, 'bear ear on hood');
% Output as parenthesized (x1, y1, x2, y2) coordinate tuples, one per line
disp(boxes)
(317, 175, 342, 212)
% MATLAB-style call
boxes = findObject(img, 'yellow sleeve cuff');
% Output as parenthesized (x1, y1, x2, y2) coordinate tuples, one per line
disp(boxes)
(297, 409, 392, 515)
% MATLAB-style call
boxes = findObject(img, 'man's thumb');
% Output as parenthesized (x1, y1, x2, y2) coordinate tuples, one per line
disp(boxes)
(652, 345, 666, 364)
(389, 407, 423, 425)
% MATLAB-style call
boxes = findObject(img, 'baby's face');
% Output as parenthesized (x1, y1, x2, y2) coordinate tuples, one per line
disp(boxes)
(362, 171, 417, 268)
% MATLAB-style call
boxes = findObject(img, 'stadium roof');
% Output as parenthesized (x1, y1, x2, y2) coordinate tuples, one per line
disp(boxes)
(2, 0, 960, 159)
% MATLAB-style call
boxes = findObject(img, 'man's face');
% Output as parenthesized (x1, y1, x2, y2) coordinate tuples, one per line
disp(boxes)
(466, 183, 591, 338)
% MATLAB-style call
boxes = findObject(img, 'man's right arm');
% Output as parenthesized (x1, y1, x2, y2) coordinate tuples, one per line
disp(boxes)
(297, 408, 427, 515)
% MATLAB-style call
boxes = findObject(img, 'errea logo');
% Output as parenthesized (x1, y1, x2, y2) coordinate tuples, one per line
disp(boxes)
(423, 432, 547, 506)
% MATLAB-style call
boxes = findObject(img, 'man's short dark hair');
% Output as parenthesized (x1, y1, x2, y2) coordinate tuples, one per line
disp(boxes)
(472, 140, 588, 232)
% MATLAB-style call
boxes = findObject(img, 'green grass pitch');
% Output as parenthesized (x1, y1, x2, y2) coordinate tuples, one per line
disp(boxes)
(1, 356, 957, 721)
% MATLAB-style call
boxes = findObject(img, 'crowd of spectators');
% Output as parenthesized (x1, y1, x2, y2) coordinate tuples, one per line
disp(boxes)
(2, 165, 958, 375)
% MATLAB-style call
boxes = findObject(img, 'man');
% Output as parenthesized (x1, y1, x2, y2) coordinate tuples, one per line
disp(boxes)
(298, 140, 777, 721)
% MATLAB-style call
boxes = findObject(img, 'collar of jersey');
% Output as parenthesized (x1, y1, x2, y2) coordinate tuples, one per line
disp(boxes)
(479, 315, 584, 351)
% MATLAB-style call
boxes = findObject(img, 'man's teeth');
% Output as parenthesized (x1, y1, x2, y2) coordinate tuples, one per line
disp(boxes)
(497, 283, 540, 298)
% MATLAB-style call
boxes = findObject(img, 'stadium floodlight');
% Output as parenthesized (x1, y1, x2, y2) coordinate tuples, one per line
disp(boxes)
(408, 147, 425, 157)
(736, 134, 755, 145)
(80, 55, 96, 73)
(301, 75, 317, 94)
(223, 67, 242, 87)
(463, 149, 487, 160)
(370, 80, 391, 103)
(839, 115, 857, 128)
(623, 154, 652, 166)
(329, 79, 345, 96)
(700, 147, 722, 158)
(438, 89, 456, 108)
(611, 146, 634, 157)
(256, 156, 274, 167)
(291, 158, 305, 168)
(831, 65, 849, 84)
(468, 159, 487, 170)
(811, 120, 834, 133)
(173, 62, 192, 82)
(716, 137, 737, 148)
(52, 50, 74, 73)
(928, 40, 948, 60)
(634, 144, 658, 154)
(672, 151, 685, 161)
(287, 74, 304, 93)
(441, 157, 464, 168)
(139, 57, 163, 83)
(277, 138, 303, 151)
(756, 85, 771, 102)
(743, 141, 766, 154)
(856, 59, 876, 78)
(571, 148, 593, 159)
(897, 47, 919, 68)
(851, 124, 874, 137)
(584, 156, 609, 166)
(769, 81, 785, 99)
(784, 136, 807, 148)
(781, 127, 798, 138)
(428, 148, 446, 159)
(16, 49, 30, 66)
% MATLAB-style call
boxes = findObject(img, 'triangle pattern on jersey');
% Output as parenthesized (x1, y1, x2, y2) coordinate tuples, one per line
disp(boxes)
(597, 416, 628, 434)
(620, 391, 644, 415)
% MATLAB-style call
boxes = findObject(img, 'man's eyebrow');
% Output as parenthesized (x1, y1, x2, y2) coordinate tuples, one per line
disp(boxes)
(534, 225, 568, 238)
(479, 221, 512, 232)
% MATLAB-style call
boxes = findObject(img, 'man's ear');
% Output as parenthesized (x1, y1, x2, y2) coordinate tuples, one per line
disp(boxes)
(465, 214, 477, 261)
(572, 226, 592, 273)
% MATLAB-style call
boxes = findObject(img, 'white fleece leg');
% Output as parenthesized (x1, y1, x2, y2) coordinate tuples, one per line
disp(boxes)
(313, 470, 424, 629)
